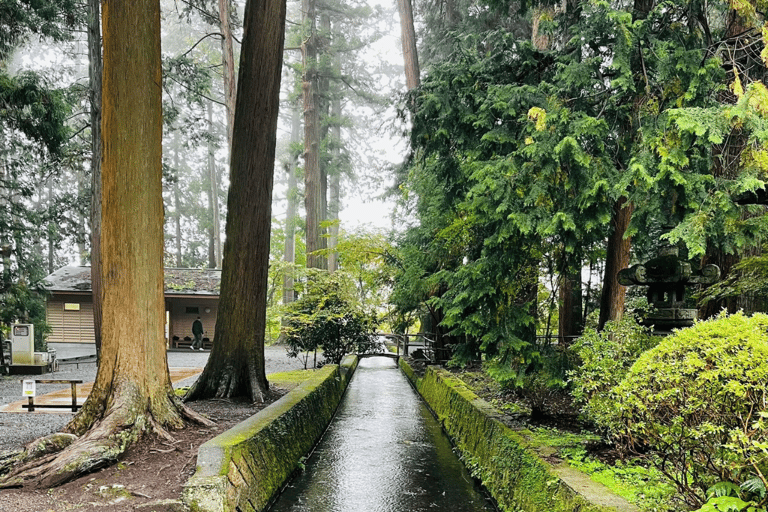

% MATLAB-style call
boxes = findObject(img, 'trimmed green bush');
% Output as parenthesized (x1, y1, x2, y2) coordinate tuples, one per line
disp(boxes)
(610, 312, 768, 508)
(569, 313, 659, 428)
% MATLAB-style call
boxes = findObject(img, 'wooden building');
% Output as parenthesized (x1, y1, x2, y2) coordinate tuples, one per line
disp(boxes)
(44, 266, 221, 348)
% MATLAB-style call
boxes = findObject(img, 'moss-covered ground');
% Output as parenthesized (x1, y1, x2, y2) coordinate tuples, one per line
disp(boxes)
(451, 369, 677, 512)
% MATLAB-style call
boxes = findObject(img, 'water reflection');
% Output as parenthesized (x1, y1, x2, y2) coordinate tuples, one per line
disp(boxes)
(269, 357, 495, 512)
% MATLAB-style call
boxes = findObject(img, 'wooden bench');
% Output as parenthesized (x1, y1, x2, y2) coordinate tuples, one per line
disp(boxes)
(20, 379, 83, 412)
(171, 337, 212, 350)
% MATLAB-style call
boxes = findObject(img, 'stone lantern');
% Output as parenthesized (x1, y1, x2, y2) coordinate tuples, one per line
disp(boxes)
(618, 244, 720, 332)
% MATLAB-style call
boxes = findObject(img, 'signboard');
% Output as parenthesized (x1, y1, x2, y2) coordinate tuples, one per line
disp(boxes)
(22, 380, 35, 397)
(11, 323, 34, 365)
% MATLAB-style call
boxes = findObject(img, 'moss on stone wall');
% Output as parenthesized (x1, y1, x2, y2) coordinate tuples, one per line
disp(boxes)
(399, 359, 635, 512)
(183, 356, 357, 512)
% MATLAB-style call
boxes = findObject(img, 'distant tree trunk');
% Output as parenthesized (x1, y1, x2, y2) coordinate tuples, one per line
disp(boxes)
(319, 12, 330, 240)
(47, 181, 55, 274)
(218, 0, 237, 146)
(598, 198, 632, 329)
(87, 0, 103, 358)
(531, 6, 555, 50)
(77, 177, 87, 265)
(303, 0, 325, 269)
(283, 103, 300, 304)
(0, 0, 209, 488)
(397, 0, 419, 90)
(172, 135, 183, 267)
(206, 100, 222, 268)
(185, 0, 286, 402)
(327, 64, 341, 272)
(558, 267, 582, 343)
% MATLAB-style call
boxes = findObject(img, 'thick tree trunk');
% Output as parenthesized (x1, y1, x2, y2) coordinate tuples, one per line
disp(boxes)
(0, 0, 209, 489)
(185, 0, 287, 402)
(397, 0, 419, 90)
(598, 198, 632, 329)
(87, 0, 103, 358)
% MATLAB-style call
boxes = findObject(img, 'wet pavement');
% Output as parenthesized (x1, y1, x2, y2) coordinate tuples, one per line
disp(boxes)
(269, 357, 495, 512)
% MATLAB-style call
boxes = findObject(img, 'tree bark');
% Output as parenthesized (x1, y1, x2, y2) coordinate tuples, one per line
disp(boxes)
(397, 0, 420, 90)
(219, 0, 237, 147)
(283, 102, 301, 304)
(185, 0, 287, 402)
(207, 100, 222, 268)
(558, 267, 582, 343)
(598, 198, 632, 329)
(303, 0, 326, 269)
(87, 0, 103, 358)
(327, 58, 341, 272)
(172, 134, 183, 268)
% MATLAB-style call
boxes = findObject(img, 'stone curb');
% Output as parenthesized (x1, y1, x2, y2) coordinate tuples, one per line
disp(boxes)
(182, 356, 358, 512)
(399, 359, 640, 512)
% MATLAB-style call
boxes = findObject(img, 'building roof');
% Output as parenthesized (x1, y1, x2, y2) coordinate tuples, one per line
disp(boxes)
(44, 266, 221, 296)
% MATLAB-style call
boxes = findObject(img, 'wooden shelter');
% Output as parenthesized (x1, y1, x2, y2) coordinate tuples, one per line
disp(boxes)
(44, 266, 221, 348)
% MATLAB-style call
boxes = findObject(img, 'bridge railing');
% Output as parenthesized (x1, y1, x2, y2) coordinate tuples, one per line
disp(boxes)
(378, 333, 445, 363)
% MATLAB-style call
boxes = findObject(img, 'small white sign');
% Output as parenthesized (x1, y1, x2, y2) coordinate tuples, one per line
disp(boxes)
(22, 380, 35, 397)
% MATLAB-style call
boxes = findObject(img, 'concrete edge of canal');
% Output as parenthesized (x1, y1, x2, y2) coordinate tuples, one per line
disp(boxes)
(182, 355, 359, 512)
(398, 358, 641, 512)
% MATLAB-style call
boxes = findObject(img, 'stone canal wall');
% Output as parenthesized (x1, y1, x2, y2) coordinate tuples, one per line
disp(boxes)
(183, 356, 358, 512)
(399, 359, 639, 512)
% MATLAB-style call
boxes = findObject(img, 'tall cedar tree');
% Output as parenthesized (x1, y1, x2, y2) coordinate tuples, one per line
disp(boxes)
(185, 0, 287, 402)
(302, 0, 326, 270)
(0, 0, 210, 489)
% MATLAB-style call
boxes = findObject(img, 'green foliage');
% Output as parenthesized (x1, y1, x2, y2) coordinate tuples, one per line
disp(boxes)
(568, 309, 659, 428)
(694, 480, 767, 512)
(395, 0, 768, 371)
(610, 313, 768, 508)
(282, 270, 380, 366)
(698, 251, 768, 311)
(316, 226, 395, 310)
(0, 0, 81, 61)
(0, 71, 70, 155)
(528, 427, 676, 511)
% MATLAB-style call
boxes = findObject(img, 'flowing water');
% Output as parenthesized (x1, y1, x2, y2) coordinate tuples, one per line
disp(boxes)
(268, 357, 496, 512)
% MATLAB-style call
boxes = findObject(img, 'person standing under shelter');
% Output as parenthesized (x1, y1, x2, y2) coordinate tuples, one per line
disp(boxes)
(191, 316, 204, 350)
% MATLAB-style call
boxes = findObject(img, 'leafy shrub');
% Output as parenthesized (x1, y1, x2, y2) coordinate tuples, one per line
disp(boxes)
(694, 479, 767, 512)
(610, 312, 768, 508)
(486, 342, 574, 419)
(568, 312, 659, 428)
(282, 270, 380, 366)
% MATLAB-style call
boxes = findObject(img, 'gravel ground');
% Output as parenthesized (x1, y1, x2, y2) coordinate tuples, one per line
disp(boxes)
(0, 344, 305, 452)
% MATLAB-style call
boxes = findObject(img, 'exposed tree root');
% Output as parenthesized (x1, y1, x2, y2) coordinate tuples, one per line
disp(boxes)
(0, 395, 214, 489)
(184, 364, 268, 403)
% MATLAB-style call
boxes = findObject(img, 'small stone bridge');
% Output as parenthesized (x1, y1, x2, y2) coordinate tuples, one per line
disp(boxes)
(356, 333, 440, 363)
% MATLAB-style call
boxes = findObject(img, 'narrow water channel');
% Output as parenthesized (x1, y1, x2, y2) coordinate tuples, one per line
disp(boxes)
(269, 357, 496, 512)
